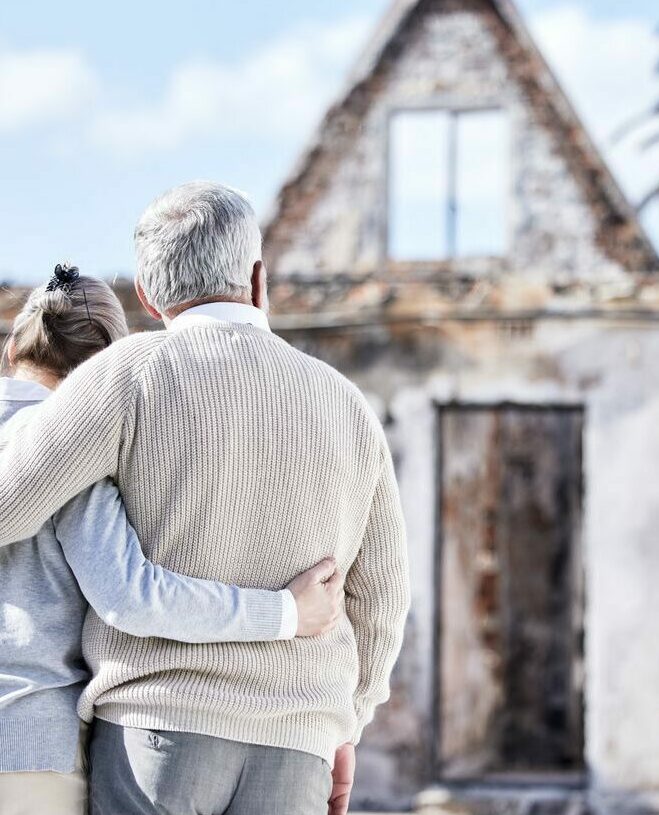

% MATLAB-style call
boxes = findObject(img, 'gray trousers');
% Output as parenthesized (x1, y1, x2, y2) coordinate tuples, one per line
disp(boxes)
(89, 720, 333, 815)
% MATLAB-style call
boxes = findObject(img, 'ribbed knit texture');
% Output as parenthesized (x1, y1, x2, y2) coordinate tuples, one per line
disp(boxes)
(0, 321, 410, 764)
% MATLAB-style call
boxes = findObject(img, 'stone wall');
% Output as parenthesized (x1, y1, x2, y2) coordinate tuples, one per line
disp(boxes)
(264, 0, 656, 282)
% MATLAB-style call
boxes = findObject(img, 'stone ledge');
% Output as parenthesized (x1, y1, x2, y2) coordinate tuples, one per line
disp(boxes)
(414, 784, 589, 815)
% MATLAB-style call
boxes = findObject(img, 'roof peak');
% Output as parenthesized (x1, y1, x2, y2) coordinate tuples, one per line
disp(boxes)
(264, 0, 658, 272)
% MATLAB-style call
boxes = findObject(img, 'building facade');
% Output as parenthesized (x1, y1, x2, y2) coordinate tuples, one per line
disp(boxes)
(262, 1, 659, 813)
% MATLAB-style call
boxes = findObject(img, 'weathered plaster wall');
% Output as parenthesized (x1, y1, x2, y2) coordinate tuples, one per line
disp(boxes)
(277, 319, 659, 812)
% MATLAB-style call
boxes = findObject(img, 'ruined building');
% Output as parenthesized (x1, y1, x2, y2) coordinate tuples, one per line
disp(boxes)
(1, 0, 658, 813)
(262, 0, 659, 812)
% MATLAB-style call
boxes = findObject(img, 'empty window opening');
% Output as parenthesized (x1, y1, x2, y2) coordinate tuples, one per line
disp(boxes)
(388, 108, 509, 261)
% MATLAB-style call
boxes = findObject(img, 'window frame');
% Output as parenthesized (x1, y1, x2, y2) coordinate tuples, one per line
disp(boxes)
(384, 101, 513, 267)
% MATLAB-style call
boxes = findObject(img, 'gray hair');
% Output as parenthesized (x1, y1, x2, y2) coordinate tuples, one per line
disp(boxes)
(134, 181, 263, 314)
(5, 272, 129, 379)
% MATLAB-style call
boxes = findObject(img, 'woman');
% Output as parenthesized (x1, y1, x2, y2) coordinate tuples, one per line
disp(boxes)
(0, 264, 342, 815)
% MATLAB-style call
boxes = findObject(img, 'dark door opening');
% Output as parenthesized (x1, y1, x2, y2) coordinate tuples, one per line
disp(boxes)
(435, 404, 585, 779)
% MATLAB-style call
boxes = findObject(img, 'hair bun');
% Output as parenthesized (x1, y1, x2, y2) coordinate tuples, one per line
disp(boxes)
(45, 263, 80, 293)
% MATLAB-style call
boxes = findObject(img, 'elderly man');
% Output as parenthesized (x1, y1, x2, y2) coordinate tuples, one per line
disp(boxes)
(0, 182, 410, 814)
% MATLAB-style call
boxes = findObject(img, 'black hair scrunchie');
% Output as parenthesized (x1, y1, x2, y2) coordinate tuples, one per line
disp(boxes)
(45, 263, 80, 293)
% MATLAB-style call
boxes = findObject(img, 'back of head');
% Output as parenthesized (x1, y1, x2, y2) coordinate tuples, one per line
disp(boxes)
(6, 265, 129, 379)
(134, 181, 263, 315)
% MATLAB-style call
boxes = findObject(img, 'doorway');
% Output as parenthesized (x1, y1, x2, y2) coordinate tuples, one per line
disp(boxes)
(435, 404, 585, 778)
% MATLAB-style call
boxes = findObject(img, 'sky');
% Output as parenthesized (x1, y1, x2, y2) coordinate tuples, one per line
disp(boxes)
(0, 0, 657, 285)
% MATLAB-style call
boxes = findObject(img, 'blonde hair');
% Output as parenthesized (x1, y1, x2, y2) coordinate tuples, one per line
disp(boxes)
(5, 268, 129, 379)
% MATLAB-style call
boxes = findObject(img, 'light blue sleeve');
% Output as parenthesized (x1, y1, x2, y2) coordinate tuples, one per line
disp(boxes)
(52, 478, 291, 643)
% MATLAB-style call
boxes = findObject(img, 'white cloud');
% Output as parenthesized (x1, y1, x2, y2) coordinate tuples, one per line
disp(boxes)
(0, 47, 97, 131)
(90, 17, 370, 155)
(528, 5, 658, 216)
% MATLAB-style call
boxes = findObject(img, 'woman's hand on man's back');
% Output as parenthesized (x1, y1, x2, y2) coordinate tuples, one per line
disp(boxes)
(286, 558, 345, 636)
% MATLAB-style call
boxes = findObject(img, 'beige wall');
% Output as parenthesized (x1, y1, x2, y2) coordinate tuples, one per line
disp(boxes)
(275, 317, 659, 813)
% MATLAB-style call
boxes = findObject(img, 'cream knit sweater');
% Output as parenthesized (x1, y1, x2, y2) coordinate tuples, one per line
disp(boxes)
(0, 322, 410, 764)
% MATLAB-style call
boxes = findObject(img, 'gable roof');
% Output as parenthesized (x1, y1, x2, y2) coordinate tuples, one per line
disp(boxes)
(264, 0, 658, 273)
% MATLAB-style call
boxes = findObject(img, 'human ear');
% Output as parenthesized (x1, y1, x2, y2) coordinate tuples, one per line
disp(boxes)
(134, 279, 162, 321)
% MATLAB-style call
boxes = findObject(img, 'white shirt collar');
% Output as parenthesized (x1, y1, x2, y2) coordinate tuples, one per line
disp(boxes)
(0, 376, 52, 403)
(168, 302, 271, 334)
